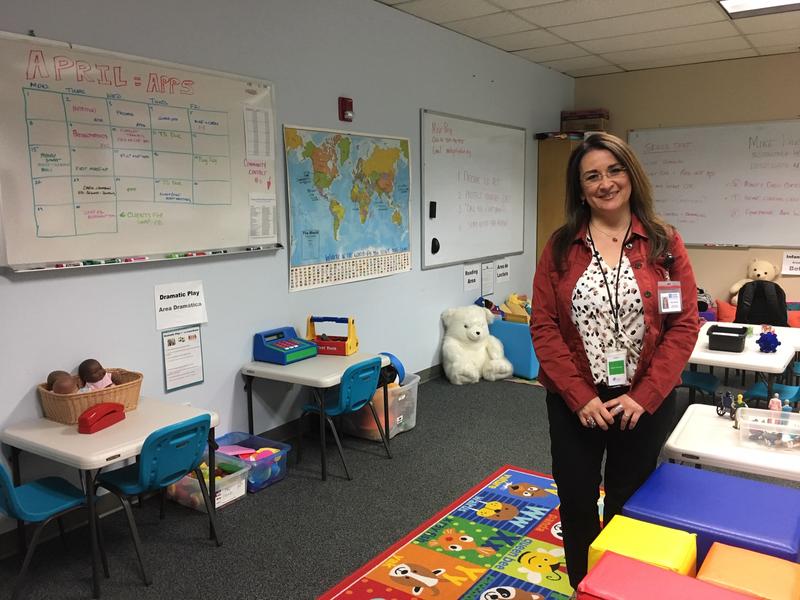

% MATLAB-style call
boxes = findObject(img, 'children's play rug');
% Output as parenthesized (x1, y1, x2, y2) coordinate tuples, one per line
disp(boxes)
(320, 465, 572, 600)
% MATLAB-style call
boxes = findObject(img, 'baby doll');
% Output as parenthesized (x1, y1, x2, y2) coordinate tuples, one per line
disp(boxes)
(51, 375, 79, 395)
(46, 370, 72, 390)
(78, 359, 115, 391)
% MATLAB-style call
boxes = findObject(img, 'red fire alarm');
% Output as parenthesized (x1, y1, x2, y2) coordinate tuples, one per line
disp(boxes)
(338, 97, 353, 122)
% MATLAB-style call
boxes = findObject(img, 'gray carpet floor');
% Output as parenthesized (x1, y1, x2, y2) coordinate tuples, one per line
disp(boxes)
(1, 376, 794, 599)
(0, 377, 553, 599)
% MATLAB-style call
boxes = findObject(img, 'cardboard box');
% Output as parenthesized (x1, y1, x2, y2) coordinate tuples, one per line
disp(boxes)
(561, 117, 608, 132)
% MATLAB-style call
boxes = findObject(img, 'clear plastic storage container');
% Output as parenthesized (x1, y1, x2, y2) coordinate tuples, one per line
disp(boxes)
(215, 432, 291, 493)
(737, 406, 800, 452)
(166, 451, 250, 511)
(341, 373, 419, 441)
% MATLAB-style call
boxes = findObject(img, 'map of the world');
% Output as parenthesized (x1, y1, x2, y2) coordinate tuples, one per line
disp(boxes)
(284, 126, 411, 290)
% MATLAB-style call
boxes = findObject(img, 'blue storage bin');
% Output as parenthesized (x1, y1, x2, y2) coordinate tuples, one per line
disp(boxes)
(216, 431, 291, 493)
(489, 319, 539, 379)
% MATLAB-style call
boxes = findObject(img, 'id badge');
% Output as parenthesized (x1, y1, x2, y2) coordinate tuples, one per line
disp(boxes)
(658, 280, 682, 314)
(605, 350, 627, 387)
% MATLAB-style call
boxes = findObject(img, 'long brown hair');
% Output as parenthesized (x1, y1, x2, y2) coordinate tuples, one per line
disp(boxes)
(550, 132, 671, 270)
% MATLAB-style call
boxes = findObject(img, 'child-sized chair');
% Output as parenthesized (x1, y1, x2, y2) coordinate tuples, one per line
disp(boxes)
(743, 381, 800, 407)
(0, 466, 91, 599)
(678, 370, 720, 403)
(95, 414, 220, 586)
(297, 357, 391, 480)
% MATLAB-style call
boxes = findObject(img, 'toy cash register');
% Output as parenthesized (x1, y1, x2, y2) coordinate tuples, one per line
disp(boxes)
(253, 327, 317, 365)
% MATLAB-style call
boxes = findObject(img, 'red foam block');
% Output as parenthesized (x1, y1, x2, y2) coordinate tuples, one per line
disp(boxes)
(577, 552, 755, 600)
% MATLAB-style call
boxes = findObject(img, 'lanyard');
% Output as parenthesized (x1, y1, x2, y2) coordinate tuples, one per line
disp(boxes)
(588, 222, 631, 334)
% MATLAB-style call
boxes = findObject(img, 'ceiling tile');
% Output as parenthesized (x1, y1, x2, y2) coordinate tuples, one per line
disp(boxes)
(579, 21, 739, 54)
(755, 44, 800, 55)
(483, 28, 564, 50)
(734, 10, 800, 34)
(549, 4, 725, 42)
(513, 43, 589, 62)
(601, 36, 750, 64)
(488, 0, 562, 9)
(445, 11, 533, 37)
(514, 0, 706, 28)
(617, 48, 757, 71)
(397, 0, 498, 23)
(745, 29, 800, 48)
(540, 54, 613, 71)
(569, 64, 625, 77)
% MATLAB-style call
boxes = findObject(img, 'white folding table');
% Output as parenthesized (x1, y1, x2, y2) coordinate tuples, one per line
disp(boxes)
(662, 403, 800, 482)
(0, 398, 219, 598)
(241, 352, 390, 480)
(689, 322, 796, 401)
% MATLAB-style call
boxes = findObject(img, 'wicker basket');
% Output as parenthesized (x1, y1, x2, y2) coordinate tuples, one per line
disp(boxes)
(38, 369, 143, 424)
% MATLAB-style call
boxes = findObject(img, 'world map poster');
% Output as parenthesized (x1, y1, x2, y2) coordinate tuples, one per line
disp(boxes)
(284, 126, 411, 291)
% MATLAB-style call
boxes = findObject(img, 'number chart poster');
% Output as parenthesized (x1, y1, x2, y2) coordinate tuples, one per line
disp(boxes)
(284, 126, 411, 291)
(0, 32, 277, 269)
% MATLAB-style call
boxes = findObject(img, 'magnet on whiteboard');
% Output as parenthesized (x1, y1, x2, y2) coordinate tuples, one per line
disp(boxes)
(431, 238, 440, 254)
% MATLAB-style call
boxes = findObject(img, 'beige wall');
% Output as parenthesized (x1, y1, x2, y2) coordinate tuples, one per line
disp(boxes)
(575, 53, 800, 305)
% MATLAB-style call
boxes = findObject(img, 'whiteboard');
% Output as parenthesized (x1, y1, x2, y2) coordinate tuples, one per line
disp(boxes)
(628, 121, 800, 247)
(0, 32, 279, 270)
(421, 110, 525, 268)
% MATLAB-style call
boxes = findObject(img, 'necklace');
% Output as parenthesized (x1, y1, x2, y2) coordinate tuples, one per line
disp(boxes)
(590, 221, 630, 243)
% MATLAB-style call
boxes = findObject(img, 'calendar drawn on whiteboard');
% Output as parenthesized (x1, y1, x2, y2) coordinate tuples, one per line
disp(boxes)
(0, 32, 279, 270)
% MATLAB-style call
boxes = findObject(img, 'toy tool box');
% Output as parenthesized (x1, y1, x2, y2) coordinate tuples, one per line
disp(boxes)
(306, 316, 358, 356)
(253, 326, 317, 365)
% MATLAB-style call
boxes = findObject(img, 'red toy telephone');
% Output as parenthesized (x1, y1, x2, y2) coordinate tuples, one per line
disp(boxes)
(78, 402, 125, 434)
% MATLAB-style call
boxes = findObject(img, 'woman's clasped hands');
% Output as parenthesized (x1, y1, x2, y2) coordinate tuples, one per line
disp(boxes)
(577, 394, 644, 431)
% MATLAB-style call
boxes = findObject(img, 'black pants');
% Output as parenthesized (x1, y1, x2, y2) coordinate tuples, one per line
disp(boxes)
(545, 387, 676, 589)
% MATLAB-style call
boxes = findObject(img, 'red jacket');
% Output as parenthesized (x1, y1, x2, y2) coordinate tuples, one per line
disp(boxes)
(531, 215, 699, 414)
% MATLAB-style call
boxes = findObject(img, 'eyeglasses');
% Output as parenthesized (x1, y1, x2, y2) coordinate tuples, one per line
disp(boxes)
(580, 164, 627, 186)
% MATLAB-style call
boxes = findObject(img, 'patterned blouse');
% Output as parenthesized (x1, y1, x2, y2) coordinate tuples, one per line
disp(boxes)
(571, 238, 646, 385)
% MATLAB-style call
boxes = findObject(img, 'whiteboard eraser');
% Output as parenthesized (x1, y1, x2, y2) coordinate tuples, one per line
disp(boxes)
(429, 202, 437, 219)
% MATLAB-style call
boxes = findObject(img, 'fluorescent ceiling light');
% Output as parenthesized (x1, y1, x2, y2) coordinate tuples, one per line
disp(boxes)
(719, 0, 800, 18)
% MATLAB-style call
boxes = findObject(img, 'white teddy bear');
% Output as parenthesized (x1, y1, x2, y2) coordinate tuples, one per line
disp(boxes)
(441, 305, 513, 385)
(729, 259, 779, 306)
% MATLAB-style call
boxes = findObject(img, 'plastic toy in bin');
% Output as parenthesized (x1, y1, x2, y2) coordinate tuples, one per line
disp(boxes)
(216, 432, 291, 493)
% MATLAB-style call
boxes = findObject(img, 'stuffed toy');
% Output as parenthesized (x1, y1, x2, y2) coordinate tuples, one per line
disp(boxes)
(441, 305, 513, 385)
(729, 259, 779, 306)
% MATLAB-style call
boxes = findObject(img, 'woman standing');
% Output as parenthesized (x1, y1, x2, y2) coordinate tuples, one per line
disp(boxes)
(531, 133, 699, 589)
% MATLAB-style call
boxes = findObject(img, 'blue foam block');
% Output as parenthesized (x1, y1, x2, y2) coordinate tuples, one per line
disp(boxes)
(623, 463, 800, 564)
(489, 319, 538, 379)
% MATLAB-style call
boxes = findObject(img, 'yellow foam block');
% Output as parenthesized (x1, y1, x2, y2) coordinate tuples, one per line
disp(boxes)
(697, 542, 800, 600)
(588, 515, 697, 576)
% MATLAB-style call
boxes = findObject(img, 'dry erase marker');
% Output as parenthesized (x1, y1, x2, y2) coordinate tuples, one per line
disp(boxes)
(81, 259, 102, 265)
(246, 246, 262, 251)
(123, 256, 148, 262)
(210, 250, 228, 255)
(165, 253, 180, 259)
(103, 258, 121, 264)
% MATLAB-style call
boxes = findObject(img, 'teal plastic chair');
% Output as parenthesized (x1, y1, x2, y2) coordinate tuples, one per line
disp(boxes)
(297, 357, 391, 480)
(743, 381, 800, 407)
(678, 370, 720, 403)
(95, 414, 219, 585)
(0, 466, 88, 599)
